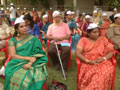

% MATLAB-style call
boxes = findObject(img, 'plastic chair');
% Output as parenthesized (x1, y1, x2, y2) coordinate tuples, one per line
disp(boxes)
(76, 53, 117, 90)
(0, 39, 10, 58)
(0, 56, 47, 90)
(47, 37, 72, 69)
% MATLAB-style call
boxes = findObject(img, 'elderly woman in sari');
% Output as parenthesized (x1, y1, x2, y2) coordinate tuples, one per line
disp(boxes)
(99, 13, 111, 36)
(106, 13, 120, 51)
(39, 14, 50, 45)
(4, 17, 48, 90)
(75, 23, 114, 90)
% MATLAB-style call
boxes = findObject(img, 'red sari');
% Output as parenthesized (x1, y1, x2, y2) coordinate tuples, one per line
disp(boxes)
(77, 37, 114, 90)
(100, 20, 110, 36)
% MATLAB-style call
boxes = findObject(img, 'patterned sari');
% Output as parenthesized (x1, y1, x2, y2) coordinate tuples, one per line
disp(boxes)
(4, 35, 48, 90)
(77, 37, 114, 90)
(99, 20, 110, 36)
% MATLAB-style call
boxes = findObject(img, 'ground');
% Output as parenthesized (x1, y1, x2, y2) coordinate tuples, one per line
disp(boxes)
(0, 52, 120, 90)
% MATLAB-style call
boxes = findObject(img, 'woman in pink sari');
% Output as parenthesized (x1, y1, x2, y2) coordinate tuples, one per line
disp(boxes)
(75, 23, 114, 90)
(99, 13, 111, 36)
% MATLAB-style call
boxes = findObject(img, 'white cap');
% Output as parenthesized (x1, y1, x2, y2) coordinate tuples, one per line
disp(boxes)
(20, 15, 24, 19)
(87, 23, 98, 30)
(114, 8, 117, 11)
(1, 8, 4, 10)
(66, 11, 72, 15)
(10, 3, 13, 5)
(102, 13, 107, 16)
(52, 11, 60, 17)
(82, 12, 86, 15)
(14, 17, 25, 25)
(6, 7, 9, 10)
(43, 14, 48, 19)
(85, 15, 91, 19)
(114, 13, 120, 18)
(96, 8, 99, 11)
(50, 8, 52, 10)
(24, 8, 26, 10)
(93, 10, 97, 13)
(33, 8, 35, 10)
(17, 8, 20, 10)
(71, 11, 75, 14)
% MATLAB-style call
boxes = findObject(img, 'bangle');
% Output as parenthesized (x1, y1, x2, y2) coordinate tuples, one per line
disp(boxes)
(103, 57, 107, 60)
(85, 59, 90, 63)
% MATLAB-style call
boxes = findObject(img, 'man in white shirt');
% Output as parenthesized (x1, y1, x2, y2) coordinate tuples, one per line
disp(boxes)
(9, 3, 16, 26)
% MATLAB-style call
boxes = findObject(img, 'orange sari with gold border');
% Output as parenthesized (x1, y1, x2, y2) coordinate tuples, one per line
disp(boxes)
(77, 37, 114, 90)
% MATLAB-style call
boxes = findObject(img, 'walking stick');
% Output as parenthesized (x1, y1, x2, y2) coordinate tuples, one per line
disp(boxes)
(54, 41, 66, 80)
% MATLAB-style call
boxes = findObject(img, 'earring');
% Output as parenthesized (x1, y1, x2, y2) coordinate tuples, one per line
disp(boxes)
(17, 32, 20, 37)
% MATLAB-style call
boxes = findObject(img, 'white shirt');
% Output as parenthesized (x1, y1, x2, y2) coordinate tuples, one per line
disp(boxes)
(10, 7, 16, 18)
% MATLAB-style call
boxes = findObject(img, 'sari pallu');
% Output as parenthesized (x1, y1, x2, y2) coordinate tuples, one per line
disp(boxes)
(4, 35, 48, 90)
(77, 37, 114, 90)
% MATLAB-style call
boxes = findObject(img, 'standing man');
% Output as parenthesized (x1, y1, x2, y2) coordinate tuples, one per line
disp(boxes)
(47, 11, 71, 71)
(9, 3, 16, 26)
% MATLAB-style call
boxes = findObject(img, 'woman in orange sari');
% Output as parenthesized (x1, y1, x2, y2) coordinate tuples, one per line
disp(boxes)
(99, 13, 111, 36)
(75, 23, 114, 90)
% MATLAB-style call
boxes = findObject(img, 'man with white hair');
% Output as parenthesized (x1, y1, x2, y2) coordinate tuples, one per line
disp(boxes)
(9, 3, 16, 26)
(47, 11, 71, 71)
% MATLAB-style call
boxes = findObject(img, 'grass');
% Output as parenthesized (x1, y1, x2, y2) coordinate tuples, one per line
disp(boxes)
(0, 52, 120, 90)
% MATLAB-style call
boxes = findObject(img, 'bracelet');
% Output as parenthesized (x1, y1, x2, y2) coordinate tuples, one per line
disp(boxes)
(85, 59, 90, 63)
(103, 57, 107, 60)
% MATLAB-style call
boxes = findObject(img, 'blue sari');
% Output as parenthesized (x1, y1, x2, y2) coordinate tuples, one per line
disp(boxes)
(39, 22, 50, 45)
(68, 19, 80, 51)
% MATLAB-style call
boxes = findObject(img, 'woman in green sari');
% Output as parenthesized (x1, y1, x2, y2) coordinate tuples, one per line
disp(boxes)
(4, 17, 48, 90)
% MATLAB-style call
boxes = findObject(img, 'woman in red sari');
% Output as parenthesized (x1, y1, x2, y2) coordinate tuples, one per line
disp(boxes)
(75, 23, 114, 90)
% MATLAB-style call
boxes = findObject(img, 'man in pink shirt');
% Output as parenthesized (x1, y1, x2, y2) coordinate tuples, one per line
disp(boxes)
(47, 11, 71, 71)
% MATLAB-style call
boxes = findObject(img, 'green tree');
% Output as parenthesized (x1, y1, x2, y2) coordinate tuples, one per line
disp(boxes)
(106, 0, 120, 9)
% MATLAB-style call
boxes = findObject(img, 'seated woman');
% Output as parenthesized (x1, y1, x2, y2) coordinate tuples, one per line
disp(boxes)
(106, 13, 120, 51)
(0, 16, 11, 75)
(0, 16, 11, 49)
(39, 14, 50, 45)
(4, 17, 48, 90)
(23, 14, 40, 38)
(75, 23, 114, 90)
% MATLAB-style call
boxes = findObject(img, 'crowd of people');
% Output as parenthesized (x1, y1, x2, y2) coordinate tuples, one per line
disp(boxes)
(0, 2, 120, 90)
